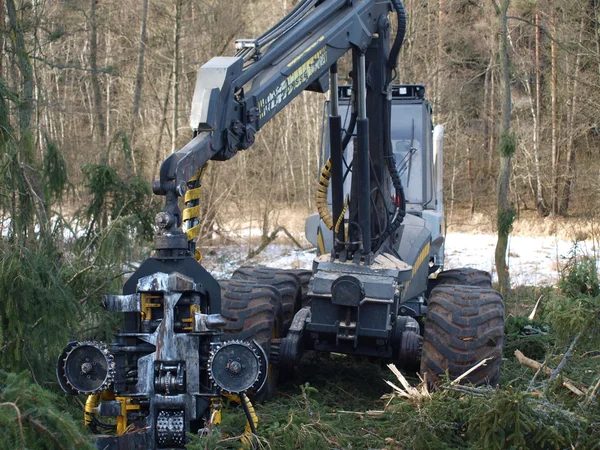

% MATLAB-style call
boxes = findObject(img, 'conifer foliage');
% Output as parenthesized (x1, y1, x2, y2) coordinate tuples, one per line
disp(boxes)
(0, 370, 93, 449)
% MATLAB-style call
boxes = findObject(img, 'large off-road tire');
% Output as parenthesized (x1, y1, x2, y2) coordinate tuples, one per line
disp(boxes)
(420, 284, 504, 387)
(287, 269, 312, 306)
(218, 279, 283, 400)
(432, 267, 493, 289)
(231, 266, 302, 330)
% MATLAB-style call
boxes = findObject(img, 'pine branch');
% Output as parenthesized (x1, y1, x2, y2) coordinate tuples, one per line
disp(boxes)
(0, 402, 24, 445)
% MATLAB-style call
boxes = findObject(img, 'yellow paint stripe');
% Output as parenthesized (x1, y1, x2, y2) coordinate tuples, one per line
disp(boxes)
(317, 228, 326, 255)
(404, 242, 431, 293)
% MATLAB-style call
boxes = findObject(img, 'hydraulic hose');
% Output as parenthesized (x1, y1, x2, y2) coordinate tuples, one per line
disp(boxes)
(341, 111, 357, 151)
(316, 97, 356, 231)
(316, 159, 335, 230)
(183, 164, 209, 262)
(381, 0, 407, 241)
(388, 0, 407, 78)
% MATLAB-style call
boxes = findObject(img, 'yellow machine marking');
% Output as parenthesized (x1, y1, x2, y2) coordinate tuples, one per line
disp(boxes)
(412, 242, 431, 277)
(286, 36, 325, 67)
(182, 304, 200, 332)
(403, 242, 431, 293)
(259, 43, 327, 120)
(141, 293, 161, 321)
(317, 228, 326, 255)
(115, 396, 141, 435)
(183, 164, 209, 262)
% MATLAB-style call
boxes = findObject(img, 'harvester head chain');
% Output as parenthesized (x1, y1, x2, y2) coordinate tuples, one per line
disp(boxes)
(57, 341, 115, 395)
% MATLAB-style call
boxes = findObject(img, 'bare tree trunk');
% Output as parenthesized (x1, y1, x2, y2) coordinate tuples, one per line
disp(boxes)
(550, 9, 559, 216)
(559, 16, 584, 216)
(467, 147, 475, 215)
(534, 11, 545, 216)
(171, 0, 182, 153)
(435, 0, 445, 122)
(0, 0, 4, 78)
(89, 0, 106, 154)
(596, 0, 600, 83)
(6, 0, 48, 239)
(6, 0, 33, 154)
(131, 0, 149, 126)
(493, 0, 513, 295)
(153, 71, 173, 179)
(488, 69, 495, 175)
(483, 58, 491, 157)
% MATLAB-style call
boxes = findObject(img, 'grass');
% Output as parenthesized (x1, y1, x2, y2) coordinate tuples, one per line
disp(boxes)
(189, 279, 600, 450)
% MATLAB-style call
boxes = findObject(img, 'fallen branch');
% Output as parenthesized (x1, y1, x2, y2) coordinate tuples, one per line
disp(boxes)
(514, 349, 585, 396)
(584, 376, 600, 407)
(330, 410, 385, 416)
(451, 357, 493, 386)
(549, 332, 581, 385)
(528, 295, 543, 320)
(279, 226, 308, 250)
(247, 231, 279, 259)
(440, 385, 488, 397)
(526, 358, 547, 393)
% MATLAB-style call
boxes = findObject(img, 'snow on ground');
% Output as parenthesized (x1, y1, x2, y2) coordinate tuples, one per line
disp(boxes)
(444, 233, 597, 287)
(201, 232, 599, 287)
(201, 244, 317, 280)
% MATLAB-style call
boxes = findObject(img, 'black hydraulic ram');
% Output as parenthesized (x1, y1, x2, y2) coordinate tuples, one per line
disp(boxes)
(356, 52, 371, 259)
(328, 63, 345, 252)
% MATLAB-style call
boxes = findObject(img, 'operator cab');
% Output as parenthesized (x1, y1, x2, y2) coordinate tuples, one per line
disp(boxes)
(306, 84, 444, 270)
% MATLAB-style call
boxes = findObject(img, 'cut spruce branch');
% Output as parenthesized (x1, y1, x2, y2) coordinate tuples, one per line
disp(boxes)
(514, 349, 585, 395)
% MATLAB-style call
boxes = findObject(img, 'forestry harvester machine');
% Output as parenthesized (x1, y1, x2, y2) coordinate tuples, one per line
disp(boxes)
(57, 0, 505, 447)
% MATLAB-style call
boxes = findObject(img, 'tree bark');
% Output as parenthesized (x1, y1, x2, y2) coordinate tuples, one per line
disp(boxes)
(435, 0, 445, 122)
(483, 57, 491, 158)
(559, 16, 584, 216)
(131, 0, 149, 126)
(467, 147, 474, 215)
(171, 0, 182, 153)
(493, 0, 513, 295)
(89, 0, 106, 152)
(0, 0, 4, 78)
(6, 0, 33, 155)
(488, 69, 495, 175)
(153, 71, 173, 179)
(534, 11, 545, 216)
(550, 9, 559, 216)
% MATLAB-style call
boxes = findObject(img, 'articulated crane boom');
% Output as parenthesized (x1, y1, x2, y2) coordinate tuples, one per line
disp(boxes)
(57, 0, 505, 448)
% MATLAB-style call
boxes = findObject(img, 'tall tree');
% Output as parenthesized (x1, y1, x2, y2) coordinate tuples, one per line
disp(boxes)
(89, 0, 106, 151)
(131, 0, 149, 131)
(171, 0, 182, 153)
(534, 10, 545, 216)
(559, 15, 584, 215)
(550, 8, 559, 216)
(493, 0, 515, 295)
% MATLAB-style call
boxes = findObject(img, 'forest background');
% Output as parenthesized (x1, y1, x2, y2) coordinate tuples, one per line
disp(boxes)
(0, 0, 599, 448)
